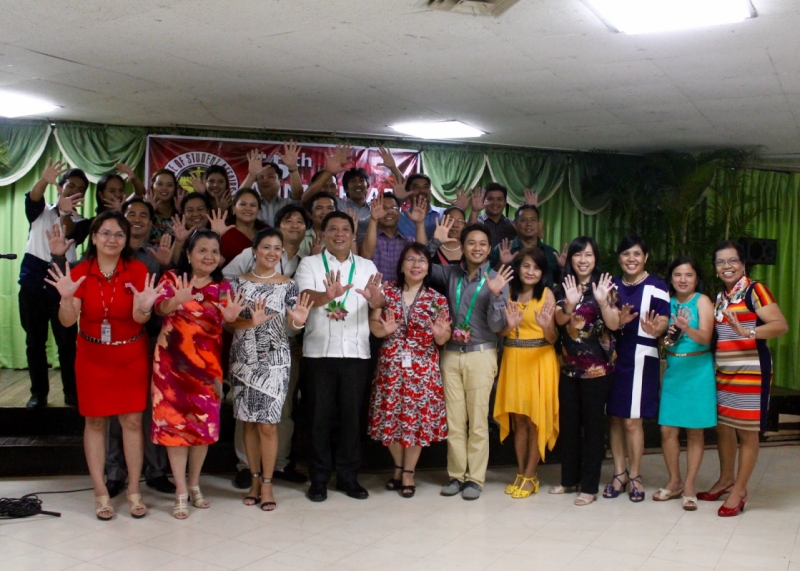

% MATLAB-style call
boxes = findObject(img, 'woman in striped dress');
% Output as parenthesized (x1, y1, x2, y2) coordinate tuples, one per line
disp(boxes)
(699, 240, 788, 517)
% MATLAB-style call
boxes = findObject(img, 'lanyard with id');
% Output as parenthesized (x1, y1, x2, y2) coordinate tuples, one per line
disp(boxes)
(97, 266, 119, 344)
(400, 287, 423, 368)
(321, 251, 356, 321)
(452, 273, 486, 344)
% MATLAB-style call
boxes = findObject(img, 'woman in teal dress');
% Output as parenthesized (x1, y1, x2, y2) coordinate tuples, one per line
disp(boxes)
(655, 256, 716, 511)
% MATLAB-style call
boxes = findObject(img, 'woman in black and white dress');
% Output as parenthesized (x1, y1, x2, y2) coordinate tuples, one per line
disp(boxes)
(229, 228, 312, 511)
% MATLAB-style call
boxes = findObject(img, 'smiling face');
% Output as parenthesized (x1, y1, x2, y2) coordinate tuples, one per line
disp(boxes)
(310, 197, 336, 229)
(278, 211, 307, 244)
(205, 172, 228, 196)
(446, 210, 466, 240)
(515, 209, 540, 241)
(188, 237, 221, 277)
(618, 244, 648, 280)
(462, 229, 490, 267)
(256, 165, 282, 197)
(671, 263, 698, 297)
(408, 177, 432, 202)
(91, 219, 127, 258)
(377, 196, 400, 229)
(518, 256, 543, 288)
(345, 176, 369, 204)
(401, 249, 429, 285)
(233, 192, 259, 224)
(571, 244, 596, 282)
(714, 247, 746, 290)
(124, 202, 151, 240)
(320, 175, 338, 195)
(61, 175, 87, 199)
(100, 178, 125, 205)
(183, 196, 209, 229)
(152, 173, 176, 202)
(324, 217, 354, 257)
(253, 235, 283, 272)
(484, 189, 506, 218)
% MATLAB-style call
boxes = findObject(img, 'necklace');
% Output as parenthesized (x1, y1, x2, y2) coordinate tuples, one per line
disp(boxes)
(100, 271, 114, 280)
(251, 269, 278, 279)
(622, 272, 648, 287)
(441, 243, 461, 252)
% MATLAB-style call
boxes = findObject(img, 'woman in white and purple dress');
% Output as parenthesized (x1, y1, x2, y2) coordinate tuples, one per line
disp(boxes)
(603, 235, 670, 502)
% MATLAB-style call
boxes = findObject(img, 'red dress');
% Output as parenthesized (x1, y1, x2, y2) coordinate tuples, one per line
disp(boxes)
(221, 227, 254, 267)
(368, 286, 449, 447)
(72, 258, 150, 417)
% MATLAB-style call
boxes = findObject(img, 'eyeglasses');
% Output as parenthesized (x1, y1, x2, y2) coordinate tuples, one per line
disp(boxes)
(98, 231, 126, 241)
(404, 257, 429, 266)
(450, 219, 466, 226)
(714, 257, 741, 267)
(383, 205, 400, 211)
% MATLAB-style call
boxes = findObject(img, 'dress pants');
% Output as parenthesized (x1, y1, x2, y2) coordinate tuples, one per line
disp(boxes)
(558, 373, 613, 495)
(303, 357, 370, 484)
(440, 347, 498, 487)
(18, 285, 77, 400)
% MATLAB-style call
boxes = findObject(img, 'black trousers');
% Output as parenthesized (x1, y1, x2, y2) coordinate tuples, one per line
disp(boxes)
(558, 373, 613, 495)
(303, 357, 370, 485)
(18, 285, 77, 400)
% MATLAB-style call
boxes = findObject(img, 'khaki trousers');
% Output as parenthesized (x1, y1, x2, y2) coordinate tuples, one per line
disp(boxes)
(441, 347, 498, 487)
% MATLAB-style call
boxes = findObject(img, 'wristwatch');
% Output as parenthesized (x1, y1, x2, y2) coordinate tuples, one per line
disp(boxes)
(749, 327, 757, 339)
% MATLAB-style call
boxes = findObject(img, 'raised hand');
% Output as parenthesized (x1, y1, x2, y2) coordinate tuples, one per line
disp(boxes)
(278, 140, 300, 170)
(147, 234, 174, 268)
(247, 149, 267, 177)
(206, 209, 235, 236)
(591, 272, 615, 305)
(286, 292, 313, 327)
(189, 172, 206, 193)
(57, 188, 83, 215)
(214, 188, 233, 212)
(309, 232, 324, 256)
(249, 296, 276, 327)
(431, 310, 451, 339)
(44, 263, 86, 298)
(535, 297, 556, 328)
(498, 238, 514, 266)
(144, 187, 160, 210)
(433, 215, 455, 243)
(449, 186, 471, 211)
(41, 159, 69, 186)
(380, 310, 399, 336)
(672, 306, 692, 330)
(471, 188, 486, 214)
(505, 302, 524, 330)
(131, 273, 165, 312)
(524, 188, 539, 206)
(323, 270, 353, 301)
(172, 273, 197, 305)
(219, 290, 247, 322)
(324, 144, 352, 175)
(407, 194, 428, 224)
(722, 308, 749, 337)
(344, 207, 359, 231)
(370, 193, 387, 221)
(562, 274, 582, 306)
(377, 145, 397, 171)
(557, 243, 569, 268)
(172, 186, 187, 212)
(640, 310, 660, 336)
(171, 214, 191, 242)
(355, 272, 384, 305)
(486, 265, 514, 296)
(390, 172, 407, 197)
(618, 303, 639, 327)
(46, 223, 74, 257)
(114, 162, 136, 181)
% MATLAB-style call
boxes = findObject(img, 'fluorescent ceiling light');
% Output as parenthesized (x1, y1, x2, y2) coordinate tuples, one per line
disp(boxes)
(0, 91, 60, 118)
(389, 120, 485, 140)
(582, 0, 756, 34)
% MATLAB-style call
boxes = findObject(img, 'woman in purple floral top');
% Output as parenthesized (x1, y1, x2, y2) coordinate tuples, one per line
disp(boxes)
(549, 236, 622, 506)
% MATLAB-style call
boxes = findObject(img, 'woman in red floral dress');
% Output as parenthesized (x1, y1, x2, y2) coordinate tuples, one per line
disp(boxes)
(368, 243, 451, 498)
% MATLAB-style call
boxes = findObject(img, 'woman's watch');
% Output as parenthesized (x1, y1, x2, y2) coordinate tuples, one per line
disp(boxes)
(749, 327, 757, 339)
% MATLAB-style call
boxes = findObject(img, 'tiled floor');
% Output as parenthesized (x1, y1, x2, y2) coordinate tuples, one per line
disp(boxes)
(1, 446, 800, 571)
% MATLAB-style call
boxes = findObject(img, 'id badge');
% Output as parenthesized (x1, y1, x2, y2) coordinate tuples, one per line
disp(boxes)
(401, 352, 412, 368)
(101, 319, 112, 344)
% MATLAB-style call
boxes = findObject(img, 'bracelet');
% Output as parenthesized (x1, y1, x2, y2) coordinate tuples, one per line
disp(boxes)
(59, 301, 75, 311)
(288, 167, 298, 173)
(58, 209, 72, 217)
(292, 320, 305, 329)
(138, 307, 153, 315)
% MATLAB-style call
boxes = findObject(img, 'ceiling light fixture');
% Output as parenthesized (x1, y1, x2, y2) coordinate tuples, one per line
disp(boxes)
(389, 120, 485, 140)
(582, 0, 756, 34)
(0, 91, 60, 118)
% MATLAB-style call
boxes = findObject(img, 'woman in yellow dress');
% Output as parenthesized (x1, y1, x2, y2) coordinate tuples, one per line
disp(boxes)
(494, 247, 559, 498)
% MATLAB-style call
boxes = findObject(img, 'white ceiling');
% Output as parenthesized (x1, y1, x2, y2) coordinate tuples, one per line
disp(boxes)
(1, 0, 799, 154)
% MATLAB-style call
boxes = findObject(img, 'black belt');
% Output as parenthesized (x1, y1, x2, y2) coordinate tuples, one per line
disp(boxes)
(444, 341, 497, 354)
(80, 330, 144, 346)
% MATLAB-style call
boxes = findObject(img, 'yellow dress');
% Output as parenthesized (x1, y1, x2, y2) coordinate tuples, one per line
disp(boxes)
(493, 291, 560, 459)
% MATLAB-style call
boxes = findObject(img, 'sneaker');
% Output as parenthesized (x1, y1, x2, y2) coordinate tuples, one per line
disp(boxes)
(440, 479, 464, 497)
(462, 481, 482, 500)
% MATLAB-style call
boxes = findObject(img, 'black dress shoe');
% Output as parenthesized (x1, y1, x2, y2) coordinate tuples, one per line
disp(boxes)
(335, 481, 369, 500)
(26, 396, 47, 409)
(105, 479, 126, 499)
(307, 482, 328, 502)
(146, 475, 176, 494)
(64, 393, 78, 407)
(233, 468, 252, 489)
(273, 465, 308, 484)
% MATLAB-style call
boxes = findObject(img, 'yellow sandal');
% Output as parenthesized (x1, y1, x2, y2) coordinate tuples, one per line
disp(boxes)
(512, 476, 540, 499)
(505, 473, 524, 495)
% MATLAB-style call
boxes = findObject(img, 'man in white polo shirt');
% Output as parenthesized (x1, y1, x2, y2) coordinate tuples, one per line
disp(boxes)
(295, 211, 384, 502)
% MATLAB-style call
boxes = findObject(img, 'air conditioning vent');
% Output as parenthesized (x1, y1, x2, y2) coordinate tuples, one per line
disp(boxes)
(426, 0, 522, 17)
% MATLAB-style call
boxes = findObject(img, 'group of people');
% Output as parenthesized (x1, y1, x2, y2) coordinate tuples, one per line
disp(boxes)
(17, 143, 788, 522)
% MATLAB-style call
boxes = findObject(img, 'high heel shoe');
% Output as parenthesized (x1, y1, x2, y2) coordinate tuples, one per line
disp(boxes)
(173, 493, 189, 519)
(243, 472, 261, 506)
(697, 484, 733, 501)
(505, 473, 523, 495)
(602, 470, 629, 499)
(385, 465, 403, 491)
(718, 495, 747, 517)
(188, 485, 210, 509)
(512, 476, 539, 499)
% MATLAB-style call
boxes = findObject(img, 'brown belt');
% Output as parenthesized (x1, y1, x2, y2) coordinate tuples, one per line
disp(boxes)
(503, 338, 551, 348)
(665, 348, 710, 358)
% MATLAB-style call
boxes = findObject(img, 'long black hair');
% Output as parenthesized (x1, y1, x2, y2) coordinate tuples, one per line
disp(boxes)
(175, 228, 224, 282)
(562, 236, 603, 286)
(509, 247, 548, 302)
(83, 211, 134, 261)
(667, 255, 705, 297)
(395, 242, 432, 291)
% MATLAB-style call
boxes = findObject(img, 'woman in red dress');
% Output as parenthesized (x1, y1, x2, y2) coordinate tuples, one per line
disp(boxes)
(368, 243, 451, 498)
(219, 188, 264, 266)
(46, 211, 163, 521)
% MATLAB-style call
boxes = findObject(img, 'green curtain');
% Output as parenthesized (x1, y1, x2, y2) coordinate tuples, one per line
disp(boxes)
(744, 170, 799, 390)
(0, 121, 51, 186)
(54, 124, 146, 182)
(421, 149, 487, 205)
(485, 150, 568, 207)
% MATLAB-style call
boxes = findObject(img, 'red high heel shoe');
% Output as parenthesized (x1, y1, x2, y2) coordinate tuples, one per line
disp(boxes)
(718, 495, 747, 517)
(697, 484, 733, 501)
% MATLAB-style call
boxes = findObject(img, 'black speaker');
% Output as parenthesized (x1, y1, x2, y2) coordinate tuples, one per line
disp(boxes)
(738, 237, 777, 265)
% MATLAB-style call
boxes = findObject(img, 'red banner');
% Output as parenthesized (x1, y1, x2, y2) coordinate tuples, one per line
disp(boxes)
(145, 135, 420, 200)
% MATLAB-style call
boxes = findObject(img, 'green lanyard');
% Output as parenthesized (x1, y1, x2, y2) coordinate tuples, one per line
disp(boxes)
(455, 272, 486, 326)
(321, 250, 356, 306)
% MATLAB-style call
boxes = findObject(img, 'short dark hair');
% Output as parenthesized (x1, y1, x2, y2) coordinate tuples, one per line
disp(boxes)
(321, 211, 354, 233)
(308, 191, 339, 211)
(84, 211, 134, 261)
(616, 233, 649, 256)
(510, 247, 548, 302)
(563, 236, 602, 286)
(180, 192, 212, 214)
(121, 197, 155, 220)
(176, 229, 224, 282)
(395, 243, 432, 291)
(204, 165, 230, 188)
(712, 240, 746, 266)
(379, 191, 400, 208)
(405, 173, 431, 191)
(252, 227, 284, 249)
(311, 169, 336, 185)
(58, 168, 89, 190)
(342, 167, 370, 193)
(460, 222, 491, 246)
(95, 173, 126, 214)
(667, 255, 705, 297)
(275, 204, 311, 229)
(443, 206, 465, 219)
(262, 161, 283, 179)
(515, 204, 540, 219)
(484, 182, 508, 200)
